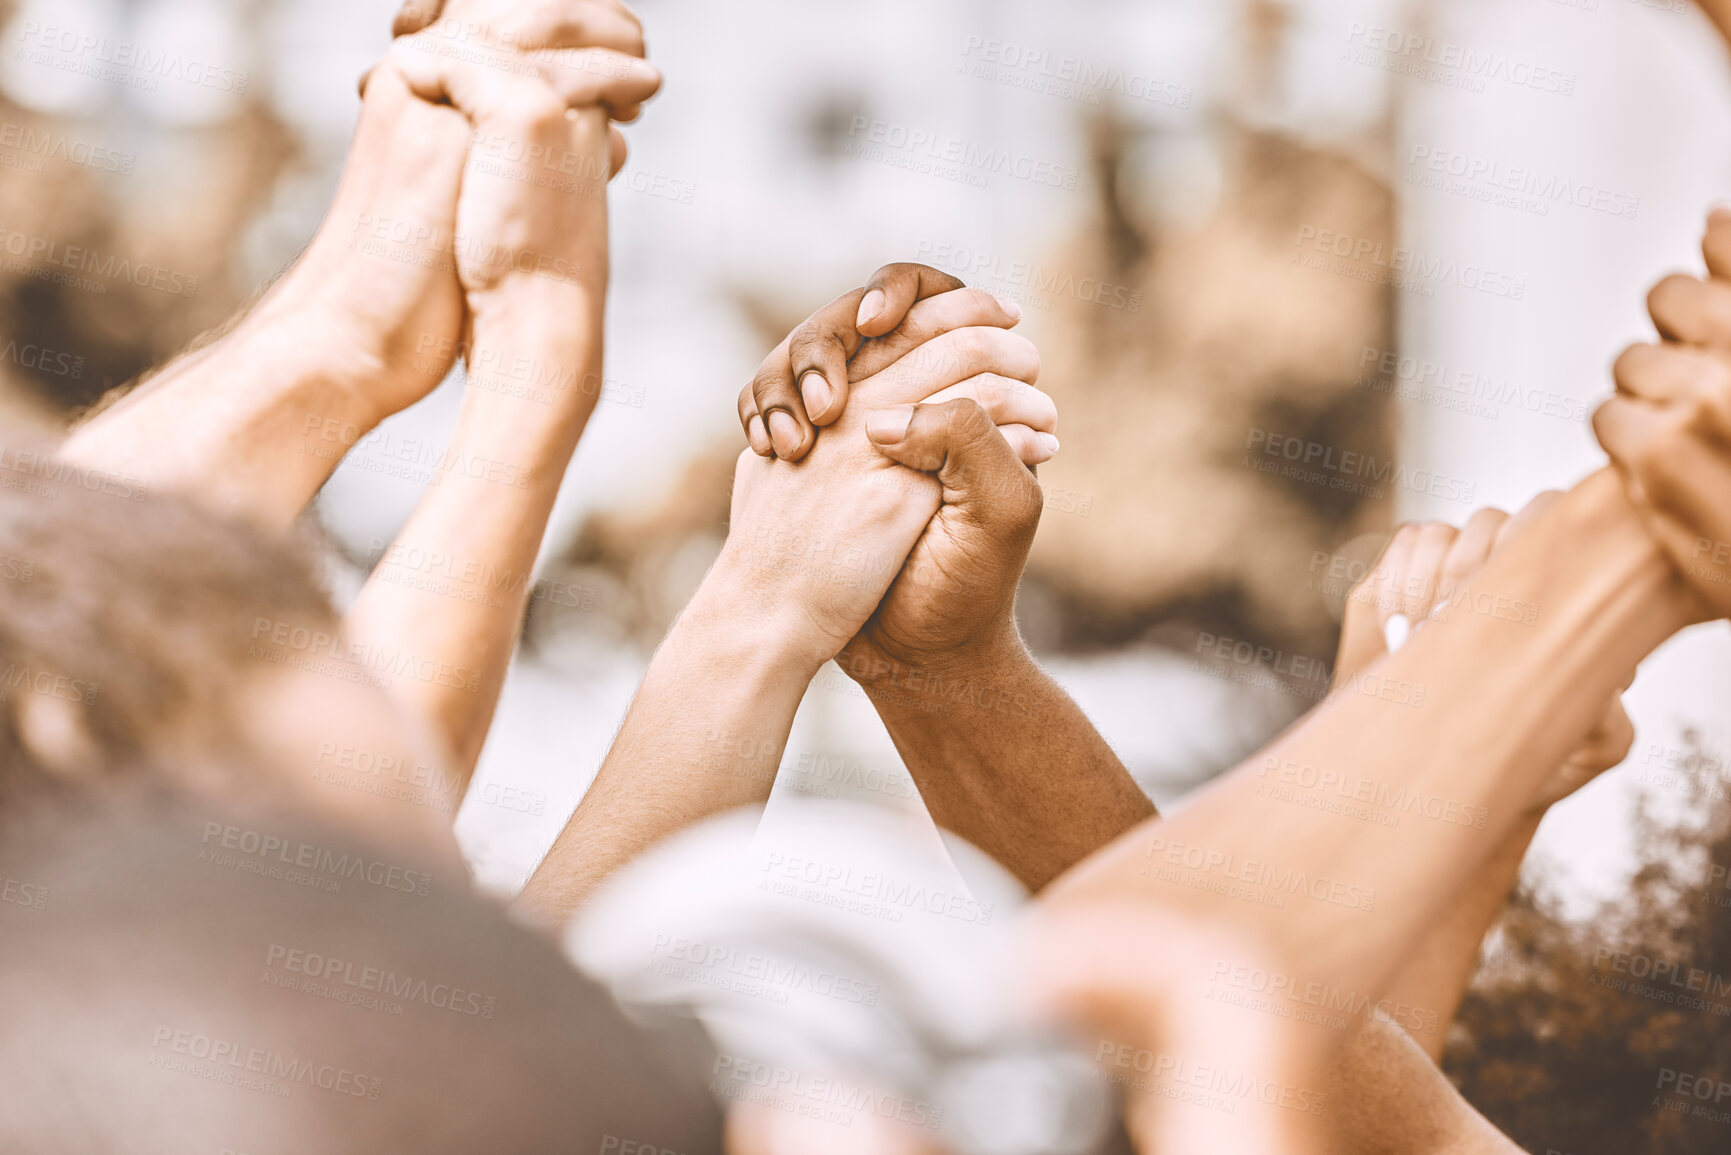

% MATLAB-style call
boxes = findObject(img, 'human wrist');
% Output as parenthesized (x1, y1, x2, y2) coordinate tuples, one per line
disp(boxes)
(450, 292, 604, 470)
(850, 622, 1033, 711)
(240, 282, 422, 433)
(1552, 469, 1701, 643)
(209, 306, 392, 436)
(679, 549, 841, 683)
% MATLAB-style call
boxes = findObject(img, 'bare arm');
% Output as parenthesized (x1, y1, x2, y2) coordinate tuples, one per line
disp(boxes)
(58, 68, 471, 529)
(517, 298, 1055, 926)
(1330, 510, 1633, 1059)
(1329, 1017, 1527, 1155)
(740, 265, 1151, 890)
(853, 571, 1153, 893)
(58, 1, 653, 532)
(338, 41, 651, 790)
(1048, 469, 1695, 1031)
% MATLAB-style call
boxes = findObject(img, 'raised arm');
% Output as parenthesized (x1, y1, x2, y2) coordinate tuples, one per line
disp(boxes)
(515, 288, 1056, 926)
(57, 0, 655, 532)
(736, 265, 1154, 890)
(335, 37, 655, 796)
(1329, 508, 1632, 1059)
(1045, 466, 1698, 1047)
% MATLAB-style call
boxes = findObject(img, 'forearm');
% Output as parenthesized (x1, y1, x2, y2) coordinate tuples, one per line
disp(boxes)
(1381, 812, 1541, 1061)
(1049, 469, 1690, 1010)
(343, 289, 604, 784)
(514, 568, 824, 927)
(1326, 1017, 1523, 1155)
(862, 632, 1154, 891)
(61, 72, 468, 530)
(59, 306, 389, 529)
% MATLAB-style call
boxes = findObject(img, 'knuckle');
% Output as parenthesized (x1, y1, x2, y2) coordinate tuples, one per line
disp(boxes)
(1649, 274, 1699, 322)
(750, 366, 793, 406)
(1415, 522, 1456, 550)
(947, 325, 995, 365)
(1611, 343, 1653, 387)
(514, 85, 569, 127)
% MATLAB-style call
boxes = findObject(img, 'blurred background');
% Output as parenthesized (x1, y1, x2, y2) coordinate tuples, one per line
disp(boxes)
(3, 0, 1731, 1147)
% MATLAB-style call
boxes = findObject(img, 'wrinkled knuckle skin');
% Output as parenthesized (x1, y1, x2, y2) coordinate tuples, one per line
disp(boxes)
(749, 366, 791, 411)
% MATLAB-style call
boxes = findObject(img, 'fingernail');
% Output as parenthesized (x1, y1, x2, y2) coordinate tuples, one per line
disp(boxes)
(857, 289, 887, 330)
(1038, 433, 1060, 455)
(766, 410, 805, 458)
(747, 414, 771, 456)
(994, 293, 1023, 322)
(1383, 614, 1411, 655)
(867, 405, 916, 444)
(800, 372, 833, 421)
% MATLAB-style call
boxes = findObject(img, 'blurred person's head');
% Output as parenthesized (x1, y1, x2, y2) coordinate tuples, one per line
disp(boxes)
(0, 784, 723, 1153)
(0, 441, 449, 845)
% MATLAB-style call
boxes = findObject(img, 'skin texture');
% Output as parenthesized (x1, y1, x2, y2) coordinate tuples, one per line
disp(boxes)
(44, 7, 655, 864)
(340, 38, 624, 791)
(1597, 208, 1731, 613)
(1333, 507, 1633, 1061)
(57, 4, 657, 842)
(59, 1, 658, 531)
(1035, 466, 1698, 1154)
(738, 266, 1150, 891)
(515, 290, 1053, 925)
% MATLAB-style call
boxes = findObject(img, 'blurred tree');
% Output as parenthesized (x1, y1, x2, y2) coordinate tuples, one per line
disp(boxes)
(1450, 739, 1731, 1154)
